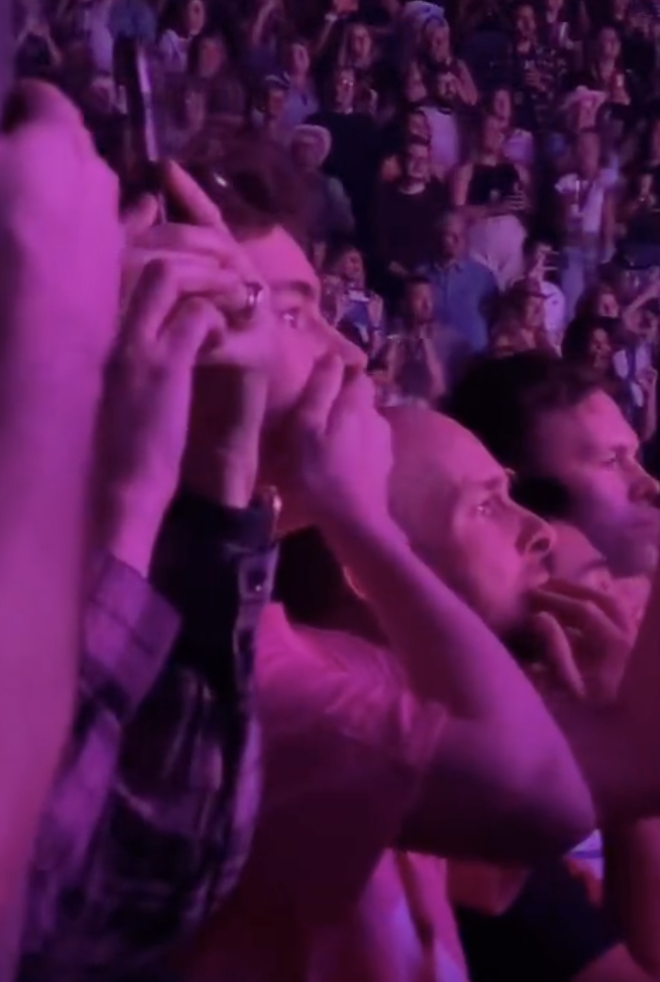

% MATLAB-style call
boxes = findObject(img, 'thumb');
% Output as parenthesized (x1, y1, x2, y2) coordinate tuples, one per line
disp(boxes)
(529, 611, 586, 700)
(295, 355, 345, 436)
(1, 80, 83, 135)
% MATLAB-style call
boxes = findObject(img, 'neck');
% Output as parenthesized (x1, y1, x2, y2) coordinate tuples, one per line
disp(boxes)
(516, 38, 533, 53)
(478, 151, 498, 165)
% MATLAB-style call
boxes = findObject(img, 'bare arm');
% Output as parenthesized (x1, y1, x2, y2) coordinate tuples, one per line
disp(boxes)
(455, 60, 478, 106)
(317, 512, 595, 858)
(420, 336, 446, 401)
(0, 82, 122, 953)
(248, 0, 277, 47)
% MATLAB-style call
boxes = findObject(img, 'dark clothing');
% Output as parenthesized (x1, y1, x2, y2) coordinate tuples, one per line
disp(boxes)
(503, 44, 567, 132)
(458, 860, 620, 982)
(306, 109, 381, 246)
(19, 496, 277, 981)
(373, 179, 449, 273)
(467, 161, 520, 206)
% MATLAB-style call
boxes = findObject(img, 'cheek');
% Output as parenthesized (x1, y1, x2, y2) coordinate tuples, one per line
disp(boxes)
(570, 473, 628, 528)
(265, 326, 325, 418)
(444, 526, 523, 628)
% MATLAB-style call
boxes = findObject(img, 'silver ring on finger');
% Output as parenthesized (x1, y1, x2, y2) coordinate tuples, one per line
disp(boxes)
(232, 281, 264, 324)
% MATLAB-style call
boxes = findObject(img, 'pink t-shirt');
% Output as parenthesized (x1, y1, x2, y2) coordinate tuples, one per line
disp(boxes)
(187, 604, 466, 982)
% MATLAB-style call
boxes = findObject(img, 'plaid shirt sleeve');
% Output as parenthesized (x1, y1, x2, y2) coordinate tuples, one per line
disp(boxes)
(23, 553, 181, 948)
(20, 497, 275, 982)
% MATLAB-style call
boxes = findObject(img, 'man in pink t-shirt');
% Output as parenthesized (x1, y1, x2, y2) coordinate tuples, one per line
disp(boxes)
(185, 379, 599, 982)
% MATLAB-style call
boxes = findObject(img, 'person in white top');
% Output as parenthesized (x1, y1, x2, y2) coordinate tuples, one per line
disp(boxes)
(521, 237, 567, 350)
(158, 0, 206, 73)
(555, 128, 617, 320)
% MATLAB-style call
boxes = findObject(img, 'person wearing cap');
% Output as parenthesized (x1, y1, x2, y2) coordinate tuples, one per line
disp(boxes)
(291, 123, 355, 262)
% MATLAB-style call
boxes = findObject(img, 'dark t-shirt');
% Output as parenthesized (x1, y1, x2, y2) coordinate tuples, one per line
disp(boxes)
(373, 179, 449, 271)
(306, 109, 381, 242)
(457, 860, 619, 982)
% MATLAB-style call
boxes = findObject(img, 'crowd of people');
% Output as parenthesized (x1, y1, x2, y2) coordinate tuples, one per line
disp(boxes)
(13, 0, 660, 437)
(5, 0, 660, 981)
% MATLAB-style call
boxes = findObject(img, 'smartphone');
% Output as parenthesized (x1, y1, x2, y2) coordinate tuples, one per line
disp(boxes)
(1, 0, 13, 109)
(113, 37, 164, 206)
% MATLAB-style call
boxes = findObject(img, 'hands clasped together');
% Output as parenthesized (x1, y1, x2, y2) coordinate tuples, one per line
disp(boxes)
(1, 80, 392, 568)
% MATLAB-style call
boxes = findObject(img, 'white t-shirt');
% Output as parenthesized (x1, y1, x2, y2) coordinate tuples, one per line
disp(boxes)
(541, 280, 567, 349)
(555, 169, 617, 236)
(420, 106, 460, 175)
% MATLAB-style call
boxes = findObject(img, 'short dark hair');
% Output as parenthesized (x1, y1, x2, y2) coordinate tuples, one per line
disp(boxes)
(447, 351, 601, 472)
(185, 133, 310, 243)
(561, 315, 617, 365)
(404, 273, 432, 290)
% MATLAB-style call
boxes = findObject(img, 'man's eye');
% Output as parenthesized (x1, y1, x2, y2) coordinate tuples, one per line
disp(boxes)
(602, 456, 620, 468)
(475, 500, 494, 517)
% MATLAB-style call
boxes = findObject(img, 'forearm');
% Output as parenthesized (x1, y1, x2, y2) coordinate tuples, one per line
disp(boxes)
(603, 820, 660, 974)
(319, 511, 573, 722)
(0, 364, 102, 897)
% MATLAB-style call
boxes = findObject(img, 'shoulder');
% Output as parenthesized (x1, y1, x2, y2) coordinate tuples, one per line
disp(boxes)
(466, 257, 497, 285)
(257, 604, 445, 772)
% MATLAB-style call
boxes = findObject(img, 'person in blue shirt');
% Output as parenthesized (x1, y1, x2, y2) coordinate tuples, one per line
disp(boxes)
(418, 209, 500, 355)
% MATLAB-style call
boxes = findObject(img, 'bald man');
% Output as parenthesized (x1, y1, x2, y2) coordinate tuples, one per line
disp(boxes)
(190, 402, 660, 982)
(188, 401, 596, 982)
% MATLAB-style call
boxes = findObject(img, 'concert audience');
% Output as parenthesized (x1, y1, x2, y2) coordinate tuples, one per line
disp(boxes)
(6, 1, 660, 981)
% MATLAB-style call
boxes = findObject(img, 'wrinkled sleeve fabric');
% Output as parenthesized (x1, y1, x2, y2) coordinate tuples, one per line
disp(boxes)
(24, 553, 180, 947)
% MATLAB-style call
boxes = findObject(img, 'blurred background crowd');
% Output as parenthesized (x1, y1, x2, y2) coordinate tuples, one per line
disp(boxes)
(13, 0, 660, 464)
(6, 3, 660, 982)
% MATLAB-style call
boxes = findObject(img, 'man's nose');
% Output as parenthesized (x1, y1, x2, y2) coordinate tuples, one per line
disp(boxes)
(521, 510, 556, 558)
(630, 462, 660, 505)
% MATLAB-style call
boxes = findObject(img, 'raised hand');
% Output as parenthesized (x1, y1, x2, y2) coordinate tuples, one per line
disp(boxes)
(0, 81, 122, 369)
(121, 162, 280, 508)
(528, 579, 636, 705)
(273, 355, 393, 529)
(97, 256, 228, 572)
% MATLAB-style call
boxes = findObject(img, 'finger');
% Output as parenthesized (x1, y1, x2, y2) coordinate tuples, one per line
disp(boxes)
(333, 371, 376, 412)
(128, 253, 248, 315)
(540, 579, 632, 634)
(162, 297, 226, 363)
(161, 159, 226, 229)
(131, 221, 231, 257)
(2, 80, 83, 135)
(529, 611, 586, 700)
(295, 355, 345, 435)
(530, 587, 626, 641)
(121, 194, 160, 242)
(121, 250, 237, 312)
(120, 258, 239, 347)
